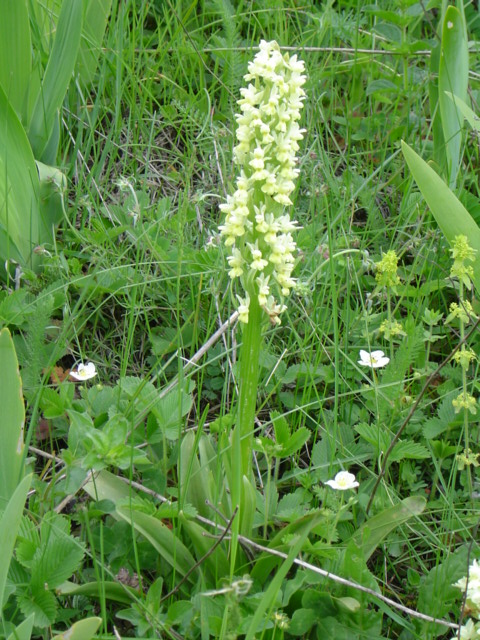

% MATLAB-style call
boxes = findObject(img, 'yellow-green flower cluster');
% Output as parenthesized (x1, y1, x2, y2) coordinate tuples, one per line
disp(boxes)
(219, 40, 306, 324)
(375, 250, 400, 289)
(446, 301, 476, 325)
(379, 319, 406, 340)
(450, 235, 477, 290)
(452, 391, 477, 415)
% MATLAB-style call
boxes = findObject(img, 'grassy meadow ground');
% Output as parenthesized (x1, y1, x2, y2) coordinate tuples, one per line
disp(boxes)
(2, 0, 480, 638)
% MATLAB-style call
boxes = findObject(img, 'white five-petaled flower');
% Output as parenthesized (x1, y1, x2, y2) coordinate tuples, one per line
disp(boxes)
(358, 350, 390, 369)
(69, 362, 97, 381)
(325, 471, 359, 491)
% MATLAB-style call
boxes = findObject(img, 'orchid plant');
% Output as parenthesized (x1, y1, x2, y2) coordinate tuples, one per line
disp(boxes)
(220, 40, 306, 544)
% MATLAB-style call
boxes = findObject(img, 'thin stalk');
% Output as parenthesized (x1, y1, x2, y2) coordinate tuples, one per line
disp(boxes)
(236, 293, 263, 479)
(230, 293, 263, 570)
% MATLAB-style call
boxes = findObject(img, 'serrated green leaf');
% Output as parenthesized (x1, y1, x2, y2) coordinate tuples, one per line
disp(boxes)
(31, 532, 85, 590)
(423, 395, 459, 439)
(17, 587, 57, 628)
(271, 411, 290, 445)
(280, 427, 310, 458)
(355, 422, 390, 453)
(389, 440, 430, 462)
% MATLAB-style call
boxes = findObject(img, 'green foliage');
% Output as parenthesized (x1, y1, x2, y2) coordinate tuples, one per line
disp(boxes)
(0, 0, 111, 276)
(2, 1, 480, 638)
(0, 329, 25, 508)
(12, 512, 85, 628)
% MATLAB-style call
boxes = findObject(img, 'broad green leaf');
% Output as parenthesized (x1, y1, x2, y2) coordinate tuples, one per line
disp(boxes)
(389, 441, 430, 462)
(351, 496, 426, 561)
(6, 614, 34, 640)
(28, 0, 83, 160)
(271, 411, 290, 445)
(57, 580, 138, 605)
(280, 427, 310, 458)
(445, 92, 480, 134)
(438, 6, 468, 188)
(0, 0, 31, 120)
(84, 470, 197, 581)
(0, 475, 32, 609)
(52, 617, 102, 640)
(36, 160, 66, 229)
(17, 588, 57, 628)
(251, 511, 326, 584)
(30, 514, 85, 590)
(76, 0, 112, 86)
(179, 513, 229, 579)
(401, 140, 480, 293)
(240, 474, 256, 536)
(179, 431, 215, 517)
(0, 84, 42, 271)
(0, 328, 25, 507)
(116, 506, 197, 581)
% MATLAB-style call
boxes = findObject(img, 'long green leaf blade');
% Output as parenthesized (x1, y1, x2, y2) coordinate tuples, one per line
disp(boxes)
(0, 474, 31, 609)
(0, 327, 25, 507)
(351, 496, 426, 561)
(0, 0, 31, 121)
(0, 84, 41, 270)
(76, 0, 112, 86)
(28, 0, 83, 160)
(401, 140, 480, 293)
(438, 5, 468, 188)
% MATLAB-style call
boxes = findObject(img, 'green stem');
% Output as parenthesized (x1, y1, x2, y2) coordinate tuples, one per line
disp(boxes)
(230, 293, 263, 568)
(236, 293, 263, 479)
(458, 282, 473, 496)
